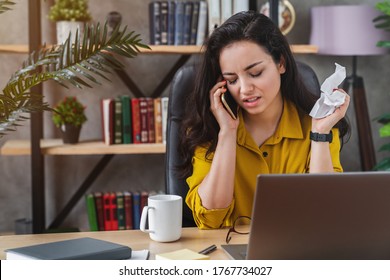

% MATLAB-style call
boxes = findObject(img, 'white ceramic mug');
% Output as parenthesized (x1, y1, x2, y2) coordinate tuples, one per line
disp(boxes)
(140, 194, 182, 242)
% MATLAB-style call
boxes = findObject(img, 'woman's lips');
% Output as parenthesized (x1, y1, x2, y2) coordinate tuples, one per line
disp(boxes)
(242, 96, 261, 107)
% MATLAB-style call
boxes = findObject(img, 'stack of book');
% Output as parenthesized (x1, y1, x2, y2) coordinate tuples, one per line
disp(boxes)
(85, 191, 163, 231)
(208, 0, 250, 35)
(149, 0, 208, 45)
(101, 96, 169, 145)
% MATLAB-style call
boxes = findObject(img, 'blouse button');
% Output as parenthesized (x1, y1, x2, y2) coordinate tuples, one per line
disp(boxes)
(262, 151, 268, 157)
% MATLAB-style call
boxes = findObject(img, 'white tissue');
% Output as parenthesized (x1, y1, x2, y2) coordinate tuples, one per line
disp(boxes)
(309, 63, 347, 119)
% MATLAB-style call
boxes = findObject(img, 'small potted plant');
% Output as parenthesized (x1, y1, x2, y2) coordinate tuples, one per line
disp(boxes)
(48, 0, 92, 44)
(52, 96, 87, 144)
(373, 1, 390, 170)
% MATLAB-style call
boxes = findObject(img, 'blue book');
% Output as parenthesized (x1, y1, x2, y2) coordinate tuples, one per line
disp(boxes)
(174, 1, 185, 45)
(132, 191, 141, 229)
(183, 2, 193, 45)
(5, 237, 132, 260)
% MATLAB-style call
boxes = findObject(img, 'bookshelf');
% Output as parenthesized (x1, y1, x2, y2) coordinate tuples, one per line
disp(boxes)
(0, 139, 166, 155)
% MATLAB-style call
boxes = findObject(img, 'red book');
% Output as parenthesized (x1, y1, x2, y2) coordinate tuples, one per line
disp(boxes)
(147, 98, 155, 143)
(94, 192, 105, 231)
(103, 192, 112, 231)
(140, 191, 149, 210)
(131, 98, 141, 143)
(139, 97, 149, 143)
(123, 191, 133, 230)
(110, 192, 118, 230)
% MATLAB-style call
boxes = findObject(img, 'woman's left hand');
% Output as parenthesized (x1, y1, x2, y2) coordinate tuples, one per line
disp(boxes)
(311, 89, 350, 133)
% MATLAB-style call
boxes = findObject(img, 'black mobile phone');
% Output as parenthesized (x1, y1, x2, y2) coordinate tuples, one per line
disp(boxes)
(221, 89, 238, 120)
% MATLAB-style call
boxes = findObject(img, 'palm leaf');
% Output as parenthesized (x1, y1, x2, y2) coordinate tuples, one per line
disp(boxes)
(0, 21, 150, 128)
(0, 0, 15, 14)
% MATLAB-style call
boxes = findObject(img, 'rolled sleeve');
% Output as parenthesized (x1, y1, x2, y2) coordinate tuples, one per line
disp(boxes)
(185, 147, 234, 229)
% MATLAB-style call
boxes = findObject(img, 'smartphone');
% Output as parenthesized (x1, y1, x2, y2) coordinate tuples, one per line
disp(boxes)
(221, 89, 238, 120)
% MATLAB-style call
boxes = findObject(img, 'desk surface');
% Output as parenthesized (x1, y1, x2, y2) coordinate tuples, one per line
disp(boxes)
(0, 227, 248, 260)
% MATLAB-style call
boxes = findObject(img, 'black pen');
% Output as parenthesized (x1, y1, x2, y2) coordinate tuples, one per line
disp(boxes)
(199, 244, 217, 255)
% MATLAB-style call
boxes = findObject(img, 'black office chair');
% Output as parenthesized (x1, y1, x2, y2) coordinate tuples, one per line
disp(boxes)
(165, 61, 321, 227)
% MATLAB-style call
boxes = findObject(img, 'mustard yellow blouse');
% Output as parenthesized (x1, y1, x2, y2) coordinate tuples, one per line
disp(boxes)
(185, 100, 342, 229)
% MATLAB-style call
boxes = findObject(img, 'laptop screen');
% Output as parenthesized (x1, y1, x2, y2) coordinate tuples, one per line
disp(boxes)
(245, 172, 390, 260)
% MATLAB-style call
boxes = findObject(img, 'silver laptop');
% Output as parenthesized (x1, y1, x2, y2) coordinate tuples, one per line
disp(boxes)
(222, 172, 390, 260)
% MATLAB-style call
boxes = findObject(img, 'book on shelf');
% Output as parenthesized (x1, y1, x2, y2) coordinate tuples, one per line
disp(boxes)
(103, 192, 118, 231)
(139, 97, 149, 143)
(131, 98, 142, 144)
(116, 191, 126, 230)
(5, 237, 132, 260)
(85, 190, 164, 231)
(190, 1, 200, 45)
(183, 1, 193, 45)
(161, 96, 169, 144)
(114, 97, 123, 144)
(85, 193, 98, 231)
(99, 96, 168, 145)
(132, 191, 141, 230)
(123, 191, 134, 230)
(149, 1, 208, 46)
(221, 0, 233, 23)
(101, 98, 115, 145)
(167, 1, 176, 45)
(174, 0, 185, 45)
(94, 192, 105, 231)
(149, 1, 162, 45)
(147, 98, 156, 143)
(154, 97, 163, 143)
(196, 1, 208, 45)
(160, 1, 169, 45)
(233, 0, 249, 14)
(208, 0, 221, 35)
(121, 95, 132, 144)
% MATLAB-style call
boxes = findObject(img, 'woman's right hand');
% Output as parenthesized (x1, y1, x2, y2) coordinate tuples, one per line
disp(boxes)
(209, 80, 239, 132)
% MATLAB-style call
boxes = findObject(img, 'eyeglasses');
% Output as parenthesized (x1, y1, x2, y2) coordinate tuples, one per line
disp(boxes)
(225, 215, 251, 244)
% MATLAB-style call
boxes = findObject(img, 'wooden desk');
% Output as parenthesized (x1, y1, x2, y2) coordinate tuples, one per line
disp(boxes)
(0, 227, 249, 260)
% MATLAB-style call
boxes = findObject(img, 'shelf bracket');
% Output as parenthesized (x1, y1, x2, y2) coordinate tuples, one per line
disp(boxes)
(48, 154, 114, 229)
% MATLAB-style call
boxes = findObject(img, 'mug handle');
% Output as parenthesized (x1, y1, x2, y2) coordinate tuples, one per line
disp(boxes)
(140, 205, 155, 233)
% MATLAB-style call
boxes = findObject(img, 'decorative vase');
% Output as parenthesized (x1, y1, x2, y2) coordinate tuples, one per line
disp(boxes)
(60, 124, 81, 144)
(56, 21, 85, 44)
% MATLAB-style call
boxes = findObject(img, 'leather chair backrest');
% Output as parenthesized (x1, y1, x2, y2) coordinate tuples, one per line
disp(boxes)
(165, 61, 320, 227)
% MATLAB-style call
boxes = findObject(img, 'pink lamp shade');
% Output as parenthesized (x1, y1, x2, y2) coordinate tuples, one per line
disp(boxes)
(310, 5, 390, 56)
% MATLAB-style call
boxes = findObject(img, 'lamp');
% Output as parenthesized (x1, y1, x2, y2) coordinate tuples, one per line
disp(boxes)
(310, 5, 390, 171)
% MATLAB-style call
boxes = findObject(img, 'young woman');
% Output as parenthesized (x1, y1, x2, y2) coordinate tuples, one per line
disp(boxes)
(178, 11, 350, 229)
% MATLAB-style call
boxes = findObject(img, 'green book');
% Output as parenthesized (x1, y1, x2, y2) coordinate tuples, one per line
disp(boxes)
(85, 194, 98, 231)
(114, 97, 123, 144)
(121, 95, 132, 144)
(116, 191, 125, 230)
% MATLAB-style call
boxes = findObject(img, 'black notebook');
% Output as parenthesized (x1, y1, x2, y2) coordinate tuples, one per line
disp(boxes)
(5, 237, 132, 260)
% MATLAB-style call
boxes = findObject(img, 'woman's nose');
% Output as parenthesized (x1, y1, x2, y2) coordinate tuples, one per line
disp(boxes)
(239, 79, 254, 95)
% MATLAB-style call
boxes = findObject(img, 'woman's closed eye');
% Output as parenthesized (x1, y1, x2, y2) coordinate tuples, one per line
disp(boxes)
(226, 79, 237, 85)
(250, 71, 262, 78)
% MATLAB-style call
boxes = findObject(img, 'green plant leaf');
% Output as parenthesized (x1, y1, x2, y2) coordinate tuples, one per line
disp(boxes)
(0, 20, 149, 127)
(373, 158, 390, 171)
(379, 142, 390, 152)
(379, 123, 390, 137)
(0, 1, 15, 14)
(373, 113, 390, 124)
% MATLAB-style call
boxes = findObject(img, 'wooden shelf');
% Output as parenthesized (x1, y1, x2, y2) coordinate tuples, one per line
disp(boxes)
(0, 139, 166, 155)
(0, 44, 318, 55)
(0, 44, 29, 54)
(140, 44, 318, 54)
